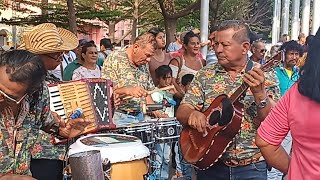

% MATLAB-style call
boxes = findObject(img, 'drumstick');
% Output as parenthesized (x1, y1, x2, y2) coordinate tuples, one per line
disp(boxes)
(123, 85, 175, 100)
(147, 85, 175, 94)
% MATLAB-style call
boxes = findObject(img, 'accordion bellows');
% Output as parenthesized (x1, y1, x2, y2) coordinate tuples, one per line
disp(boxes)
(48, 79, 116, 134)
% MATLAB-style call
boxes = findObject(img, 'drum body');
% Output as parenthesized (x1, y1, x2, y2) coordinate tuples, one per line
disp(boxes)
(69, 133, 149, 180)
(150, 118, 182, 143)
(117, 122, 155, 148)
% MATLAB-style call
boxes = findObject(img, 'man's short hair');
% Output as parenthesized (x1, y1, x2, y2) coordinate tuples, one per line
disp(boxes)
(133, 32, 156, 49)
(100, 38, 113, 49)
(209, 25, 218, 34)
(251, 40, 265, 48)
(217, 20, 251, 43)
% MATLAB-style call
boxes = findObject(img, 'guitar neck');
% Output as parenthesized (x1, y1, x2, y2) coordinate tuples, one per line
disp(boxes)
(229, 51, 283, 103)
(230, 83, 249, 103)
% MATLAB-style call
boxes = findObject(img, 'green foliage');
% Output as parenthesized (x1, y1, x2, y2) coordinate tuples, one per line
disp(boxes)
(177, 11, 200, 32)
(208, 0, 272, 39)
(0, 0, 123, 29)
(0, 0, 4, 9)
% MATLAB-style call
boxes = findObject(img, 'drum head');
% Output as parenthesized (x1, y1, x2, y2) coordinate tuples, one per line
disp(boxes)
(68, 133, 150, 164)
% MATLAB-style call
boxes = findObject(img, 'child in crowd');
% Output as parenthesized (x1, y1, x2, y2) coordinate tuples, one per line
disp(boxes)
(174, 74, 194, 179)
(151, 65, 176, 180)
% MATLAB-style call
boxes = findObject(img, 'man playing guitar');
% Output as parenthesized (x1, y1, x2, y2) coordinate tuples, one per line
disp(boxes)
(176, 20, 280, 180)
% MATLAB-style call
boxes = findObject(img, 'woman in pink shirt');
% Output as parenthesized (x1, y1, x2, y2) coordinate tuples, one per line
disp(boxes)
(256, 27, 320, 180)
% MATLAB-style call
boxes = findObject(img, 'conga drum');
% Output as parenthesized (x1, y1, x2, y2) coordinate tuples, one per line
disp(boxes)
(69, 133, 149, 180)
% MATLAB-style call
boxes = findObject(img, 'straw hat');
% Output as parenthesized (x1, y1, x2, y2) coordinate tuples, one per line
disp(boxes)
(19, 23, 78, 54)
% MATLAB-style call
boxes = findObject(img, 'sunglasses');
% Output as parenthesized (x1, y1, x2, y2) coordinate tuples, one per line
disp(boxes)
(0, 89, 27, 104)
(260, 49, 267, 53)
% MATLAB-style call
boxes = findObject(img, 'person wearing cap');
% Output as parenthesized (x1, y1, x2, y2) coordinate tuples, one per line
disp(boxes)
(19, 23, 91, 180)
(62, 39, 95, 81)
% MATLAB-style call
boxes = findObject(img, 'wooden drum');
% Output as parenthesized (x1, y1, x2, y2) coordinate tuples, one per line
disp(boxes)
(68, 133, 149, 180)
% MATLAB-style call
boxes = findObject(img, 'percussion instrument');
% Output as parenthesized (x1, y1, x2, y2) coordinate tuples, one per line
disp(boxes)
(148, 118, 182, 143)
(48, 78, 116, 138)
(68, 133, 149, 180)
(69, 150, 104, 180)
(116, 122, 155, 148)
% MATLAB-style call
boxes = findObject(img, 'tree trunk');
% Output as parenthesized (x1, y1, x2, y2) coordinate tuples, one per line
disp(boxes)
(108, 21, 116, 43)
(41, 0, 48, 15)
(131, 0, 139, 42)
(164, 18, 177, 44)
(67, 0, 77, 34)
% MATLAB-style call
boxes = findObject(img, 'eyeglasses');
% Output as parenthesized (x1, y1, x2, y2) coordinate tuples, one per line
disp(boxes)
(0, 89, 27, 104)
(43, 52, 63, 62)
(260, 49, 267, 53)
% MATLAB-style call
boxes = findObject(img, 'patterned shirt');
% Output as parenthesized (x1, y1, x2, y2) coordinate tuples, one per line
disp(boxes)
(0, 88, 55, 175)
(181, 62, 280, 160)
(102, 48, 155, 112)
(30, 75, 66, 161)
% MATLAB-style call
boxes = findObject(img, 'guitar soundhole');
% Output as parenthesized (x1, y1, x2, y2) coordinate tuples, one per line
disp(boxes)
(220, 98, 234, 126)
(209, 111, 221, 126)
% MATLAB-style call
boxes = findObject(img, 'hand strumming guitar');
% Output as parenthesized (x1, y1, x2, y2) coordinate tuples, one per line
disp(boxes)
(188, 110, 207, 133)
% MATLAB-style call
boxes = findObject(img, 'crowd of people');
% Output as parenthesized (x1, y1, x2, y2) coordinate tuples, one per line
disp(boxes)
(0, 19, 319, 180)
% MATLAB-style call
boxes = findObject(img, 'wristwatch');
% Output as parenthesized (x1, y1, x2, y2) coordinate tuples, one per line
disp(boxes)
(256, 96, 268, 109)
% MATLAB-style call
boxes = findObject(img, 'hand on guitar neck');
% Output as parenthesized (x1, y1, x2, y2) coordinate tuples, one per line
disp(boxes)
(242, 67, 273, 121)
(242, 67, 266, 97)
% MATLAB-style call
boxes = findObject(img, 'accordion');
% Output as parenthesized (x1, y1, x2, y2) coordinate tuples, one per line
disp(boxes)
(48, 78, 116, 137)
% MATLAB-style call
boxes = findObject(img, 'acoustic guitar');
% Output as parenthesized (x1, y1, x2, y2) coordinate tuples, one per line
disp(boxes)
(180, 52, 283, 170)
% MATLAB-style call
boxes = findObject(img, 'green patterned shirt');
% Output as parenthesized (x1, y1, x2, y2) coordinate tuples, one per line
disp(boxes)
(101, 48, 155, 112)
(181, 62, 280, 160)
(30, 76, 66, 161)
(0, 88, 56, 175)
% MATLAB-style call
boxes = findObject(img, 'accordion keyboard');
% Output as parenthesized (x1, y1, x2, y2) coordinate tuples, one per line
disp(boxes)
(48, 85, 66, 118)
(48, 79, 116, 139)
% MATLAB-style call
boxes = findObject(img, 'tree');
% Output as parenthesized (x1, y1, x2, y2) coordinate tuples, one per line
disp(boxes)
(157, 0, 201, 43)
(67, 0, 77, 34)
(0, 0, 122, 31)
(209, 0, 272, 37)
